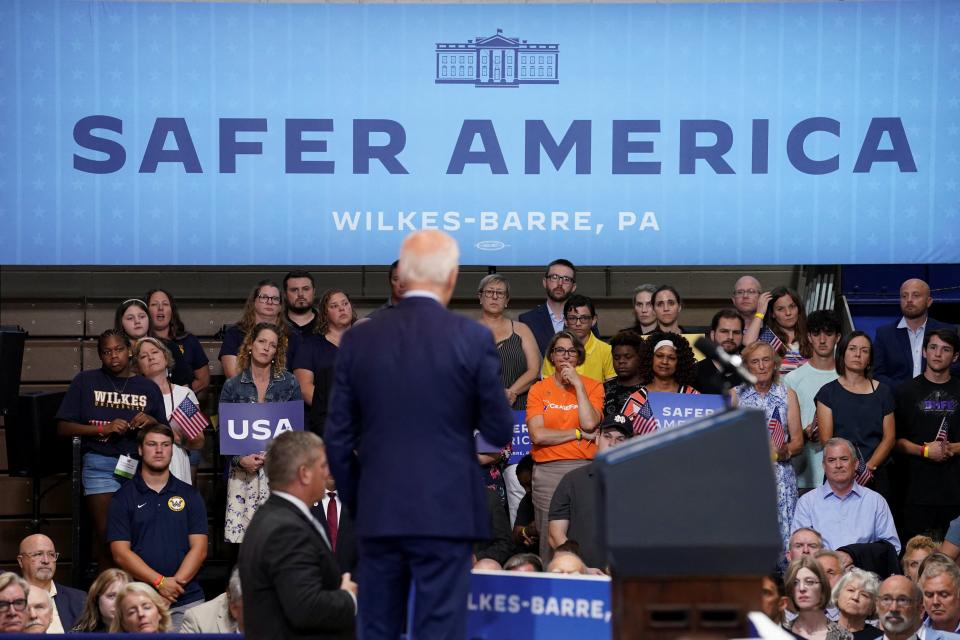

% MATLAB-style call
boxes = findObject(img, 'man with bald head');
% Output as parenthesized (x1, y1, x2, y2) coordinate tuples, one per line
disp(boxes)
(874, 278, 959, 388)
(326, 230, 513, 640)
(877, 574, 960, 640)
(15, 534, 85, 632)
(732, 275, 763, 326)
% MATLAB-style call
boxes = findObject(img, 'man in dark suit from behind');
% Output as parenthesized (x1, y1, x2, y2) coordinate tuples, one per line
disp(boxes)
(874, 278, 959, 388)
(326, 230, 514, 640)
(239, 431, 357, 640)
(16, 534, 85, 632)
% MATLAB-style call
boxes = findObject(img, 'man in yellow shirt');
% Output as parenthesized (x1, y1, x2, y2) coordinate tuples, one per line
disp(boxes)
(541, 295, 615, 384)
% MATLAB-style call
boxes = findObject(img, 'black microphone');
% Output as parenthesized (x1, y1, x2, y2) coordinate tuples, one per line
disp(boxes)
(694, 336, 757, 386)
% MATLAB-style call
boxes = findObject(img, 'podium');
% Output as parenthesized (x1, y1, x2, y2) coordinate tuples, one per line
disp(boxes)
(595, 408, 781, 639)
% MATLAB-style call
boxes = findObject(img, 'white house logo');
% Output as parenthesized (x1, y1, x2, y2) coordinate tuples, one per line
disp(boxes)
(435, 28, 559, 88)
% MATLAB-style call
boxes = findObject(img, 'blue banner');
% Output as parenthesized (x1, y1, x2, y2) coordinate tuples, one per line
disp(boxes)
(645, 392, 727, 430)
(467, 570, 611, 638)
(218, 400, 304, 455)
(477, 410, 530, 464)
(2, 1, 957, 265)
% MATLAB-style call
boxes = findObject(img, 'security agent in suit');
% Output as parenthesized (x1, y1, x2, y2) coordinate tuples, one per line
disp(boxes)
(178, 566, 242, 634)
(326, 230, 514, 640)
(311, 477, 357, 573)
(238, 431, 357, 640)
(519, 258, 600, 356)
(874, 278, 959, 388)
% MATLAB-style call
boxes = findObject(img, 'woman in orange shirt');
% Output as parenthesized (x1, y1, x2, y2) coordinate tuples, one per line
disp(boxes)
(526, 330, 603, 564)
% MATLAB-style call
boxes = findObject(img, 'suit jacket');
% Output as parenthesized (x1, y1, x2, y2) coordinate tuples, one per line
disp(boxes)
(239, 495, 355, 640)
(312, 496, 358, 573)
(325, 295, 514, 540)
(53, 582, 86, 631)
(178, 592, 237, 634)
(873, 316, 957, 388)
(519, 302, 602, 357)
(920, 628, 960, 640)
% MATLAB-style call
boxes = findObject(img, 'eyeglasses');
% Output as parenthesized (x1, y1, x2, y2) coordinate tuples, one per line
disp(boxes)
(256, 295, 281, 305)
(794, 578, 821, 588)
(481, 290, 507, 299)
(552, 347, 578, 357)
(734, 289, 761, 297)
(546, 274, 575, 284)
(565, 314, 593, 325)
(878, 595, 915, 607)
(21, 551, 59, 561)
(0, 599, 27, 613)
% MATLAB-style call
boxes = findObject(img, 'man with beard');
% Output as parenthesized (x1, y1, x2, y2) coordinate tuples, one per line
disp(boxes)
(16, 534, 85, 632)
(520, 259, 598, 356)
(876, 574, 960, 640)
(694, 309, 744, 394)
(785, 310, 842, 491)
(875, 278, 959, 388)
(107, 424, 208, 630)
(283, 271, 318, 338)
(895, 329, 960, 544)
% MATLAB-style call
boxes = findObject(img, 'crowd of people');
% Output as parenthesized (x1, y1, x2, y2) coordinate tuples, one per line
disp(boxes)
(0, 255, 957, 638)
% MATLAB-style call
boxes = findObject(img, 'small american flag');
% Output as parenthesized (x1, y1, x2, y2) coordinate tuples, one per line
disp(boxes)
(935, 416, 949, 443)
(170, 396, 209, 440)
(768, 406, 786, 450)
(759, 326, 785, 353)
(809, 414, 820, 441)
(623, 394, 659, 436)
(89, 420, 110, 427)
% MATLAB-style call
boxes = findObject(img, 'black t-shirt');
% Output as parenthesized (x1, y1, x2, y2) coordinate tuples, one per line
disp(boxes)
(604, 380, 642, 417)
(55, 369, 167, 458)
(815, 379, 895, 463)
(286, 314, 318, 340)
(548, 463, 604, 569)
(895, 375, 960, 506)
(694, 358, 739, 395)
(163, 334, 209, 387)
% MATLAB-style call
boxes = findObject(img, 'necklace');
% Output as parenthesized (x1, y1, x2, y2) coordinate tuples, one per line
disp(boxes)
(106, 369, 132, 395)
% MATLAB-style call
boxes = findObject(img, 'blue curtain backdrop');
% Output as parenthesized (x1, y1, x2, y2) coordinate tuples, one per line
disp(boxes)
(1, 0, 956, 265)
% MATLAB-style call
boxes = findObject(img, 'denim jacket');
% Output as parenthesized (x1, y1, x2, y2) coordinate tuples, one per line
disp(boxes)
(220, 367, 301, 404)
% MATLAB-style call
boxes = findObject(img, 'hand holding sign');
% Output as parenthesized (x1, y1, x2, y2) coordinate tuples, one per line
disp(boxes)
(219, 401, 305, 456)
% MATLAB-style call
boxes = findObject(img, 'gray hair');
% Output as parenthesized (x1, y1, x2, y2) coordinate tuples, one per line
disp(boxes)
(398, 231, 459, 287)
(633, 283, 658, 298)
(28, 586, 52, 607)
(477, 274, 510, 298)
(265, 431, 324, 487)
(832, 568, 880, 614)
(0, 571, 29, 597)
(919, 554, 960, 590)
(824, 437, 859, 461)
(227, 567, 242, 602)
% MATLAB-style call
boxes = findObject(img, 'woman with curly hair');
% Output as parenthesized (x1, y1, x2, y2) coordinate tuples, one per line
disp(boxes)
(744, 286, 812, 376)
(220, 322, 300, 544)
(735, 340, 802, 563)
(72, 568, 131, 632)
(621, 332, 699, 435)
(292, 288, 358, 408)
(218, 280, 299, 379)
